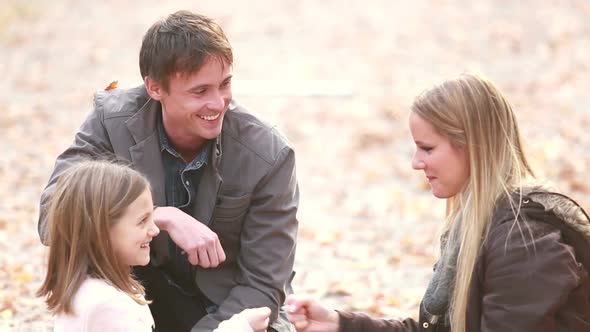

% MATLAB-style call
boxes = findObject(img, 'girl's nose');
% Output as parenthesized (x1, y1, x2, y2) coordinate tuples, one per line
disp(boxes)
(149, 223, 160, 237)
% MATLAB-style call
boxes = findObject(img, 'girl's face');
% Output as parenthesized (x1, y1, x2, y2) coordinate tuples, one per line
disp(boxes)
(110, 188, 159, 266)
(409, 112, 470, 198)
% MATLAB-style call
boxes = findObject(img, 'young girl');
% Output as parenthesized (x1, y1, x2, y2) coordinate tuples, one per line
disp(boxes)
(286, 73, 590, 332)
(37, 160, 270, 331)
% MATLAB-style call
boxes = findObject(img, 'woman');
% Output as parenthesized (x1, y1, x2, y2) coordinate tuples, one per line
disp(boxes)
(287, 73, 590, 331)
(37, 160, 270, 332)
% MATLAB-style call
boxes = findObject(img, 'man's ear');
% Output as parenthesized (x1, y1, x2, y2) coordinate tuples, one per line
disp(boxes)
(145, 76, 165, 100)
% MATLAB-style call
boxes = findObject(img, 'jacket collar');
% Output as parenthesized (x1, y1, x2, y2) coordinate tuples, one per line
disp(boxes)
(522, 186, 590, 244)
(126, 95, 224, 169)
(125, 96, 160, 144)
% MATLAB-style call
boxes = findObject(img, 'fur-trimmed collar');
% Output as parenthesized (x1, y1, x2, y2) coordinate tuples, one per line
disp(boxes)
(522, 186, 590, 244)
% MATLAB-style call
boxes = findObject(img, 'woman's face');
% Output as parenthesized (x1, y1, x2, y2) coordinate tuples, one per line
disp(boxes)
(110, 188, 160, 266)
(409, 112, 470, 198)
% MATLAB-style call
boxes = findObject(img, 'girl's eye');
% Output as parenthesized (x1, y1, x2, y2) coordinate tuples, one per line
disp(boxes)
(421, 146, 433, 152)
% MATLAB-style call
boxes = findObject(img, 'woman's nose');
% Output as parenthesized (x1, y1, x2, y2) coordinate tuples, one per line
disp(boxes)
(412, 153, 425, 170)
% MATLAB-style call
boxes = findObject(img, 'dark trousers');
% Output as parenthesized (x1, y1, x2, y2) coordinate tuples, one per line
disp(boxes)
(134, 264, 209, 332)
(134, 265, 283, 332)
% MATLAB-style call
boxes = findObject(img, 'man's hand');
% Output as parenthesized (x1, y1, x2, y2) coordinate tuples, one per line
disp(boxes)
(286, 295, 339, 332)
(153, 206, 226, 268)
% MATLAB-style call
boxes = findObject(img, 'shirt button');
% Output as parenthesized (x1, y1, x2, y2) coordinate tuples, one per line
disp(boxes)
(185, 180, 190, 186)
(422, 322, 430, 329)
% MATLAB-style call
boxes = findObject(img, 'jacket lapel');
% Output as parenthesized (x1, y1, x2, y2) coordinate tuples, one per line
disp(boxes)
(194, 135, 223, 226)
(126, 97, 169, 265)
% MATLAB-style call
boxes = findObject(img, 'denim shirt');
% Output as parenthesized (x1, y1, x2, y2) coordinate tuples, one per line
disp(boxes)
(157, 113, 211, 296)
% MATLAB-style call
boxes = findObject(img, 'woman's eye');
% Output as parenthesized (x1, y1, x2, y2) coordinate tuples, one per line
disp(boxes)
(421, 146, 433, 152)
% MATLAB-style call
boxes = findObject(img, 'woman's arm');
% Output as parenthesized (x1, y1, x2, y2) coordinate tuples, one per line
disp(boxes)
(338, 311, 421, 332)
(287, 295, 421, 332)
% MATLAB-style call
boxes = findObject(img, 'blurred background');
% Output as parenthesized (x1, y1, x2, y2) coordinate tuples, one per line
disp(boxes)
(1, 0, 589, 330)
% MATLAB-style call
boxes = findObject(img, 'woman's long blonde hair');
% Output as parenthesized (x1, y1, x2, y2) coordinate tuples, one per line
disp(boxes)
(411, 73, 535, 332)
(37, 160, 151, 314)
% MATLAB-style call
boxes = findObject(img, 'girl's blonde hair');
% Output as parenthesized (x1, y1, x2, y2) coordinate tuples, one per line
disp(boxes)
(411, 73, 534, 332)
(37, 160, 151, 314)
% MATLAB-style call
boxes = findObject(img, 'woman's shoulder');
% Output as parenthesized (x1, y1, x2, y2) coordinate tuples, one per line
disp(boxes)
(491, 187, 590, 234)
(486, 187, 590, 269)
(476, 188, 590, 331)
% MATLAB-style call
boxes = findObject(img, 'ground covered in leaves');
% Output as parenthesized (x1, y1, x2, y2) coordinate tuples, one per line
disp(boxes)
(1, 0, 589, 330)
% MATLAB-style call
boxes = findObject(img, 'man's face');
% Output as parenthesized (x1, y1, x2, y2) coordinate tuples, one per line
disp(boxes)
(148, 56, 233, 149)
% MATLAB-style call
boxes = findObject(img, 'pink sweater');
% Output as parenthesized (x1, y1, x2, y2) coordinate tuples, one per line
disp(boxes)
(54, 277, 154, 331)
(53, 277, 255, 331)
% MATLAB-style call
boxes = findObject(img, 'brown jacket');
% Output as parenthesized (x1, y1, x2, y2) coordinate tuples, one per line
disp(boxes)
(38, 85, 299, 331)
(339, 190, 590, 331)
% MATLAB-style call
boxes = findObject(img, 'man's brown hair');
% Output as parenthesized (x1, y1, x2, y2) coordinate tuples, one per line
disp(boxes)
(139, 10, 233, 92)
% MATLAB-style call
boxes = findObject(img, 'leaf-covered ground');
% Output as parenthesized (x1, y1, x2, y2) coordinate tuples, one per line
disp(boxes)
(1, 0, 589, 330)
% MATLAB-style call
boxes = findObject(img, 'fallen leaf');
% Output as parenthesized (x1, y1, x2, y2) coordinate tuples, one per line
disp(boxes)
(0, 309, 13, 320)
(388, 296, 401, 306)
(104, 80, 118, 91)
(14, 272, 33, 282)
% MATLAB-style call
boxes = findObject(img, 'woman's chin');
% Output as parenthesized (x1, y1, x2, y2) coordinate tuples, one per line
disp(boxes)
(431, 188, 451, 199)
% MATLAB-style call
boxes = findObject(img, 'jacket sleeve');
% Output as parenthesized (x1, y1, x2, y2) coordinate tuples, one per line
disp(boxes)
(193, 146, 299, 331)
(480, 215, 586, 331)
(38, 98, 114, 245)
(338, 311, 421, 332)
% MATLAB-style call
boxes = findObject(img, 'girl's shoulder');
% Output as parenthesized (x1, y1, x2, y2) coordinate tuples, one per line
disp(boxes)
(74, 277, 127, 307)
(58, 277, 146, 320)
(63, 277, 153, 330)
(55, 277, 153, 331)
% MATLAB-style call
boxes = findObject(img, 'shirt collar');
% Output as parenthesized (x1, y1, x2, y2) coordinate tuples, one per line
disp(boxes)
(157, 111, 212, 165)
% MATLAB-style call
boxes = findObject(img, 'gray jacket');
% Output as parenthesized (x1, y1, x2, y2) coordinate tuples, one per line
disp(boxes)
(38, 85, 299, 331)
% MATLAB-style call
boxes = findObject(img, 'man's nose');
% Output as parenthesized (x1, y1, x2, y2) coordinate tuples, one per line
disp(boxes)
(207, 91, 226, 111)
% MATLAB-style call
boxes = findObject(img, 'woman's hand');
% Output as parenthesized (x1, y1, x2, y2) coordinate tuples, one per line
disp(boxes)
(286, 295, 339, 332)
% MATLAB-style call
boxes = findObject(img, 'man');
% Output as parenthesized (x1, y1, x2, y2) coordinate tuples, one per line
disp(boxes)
(38, 10, 298, 332)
